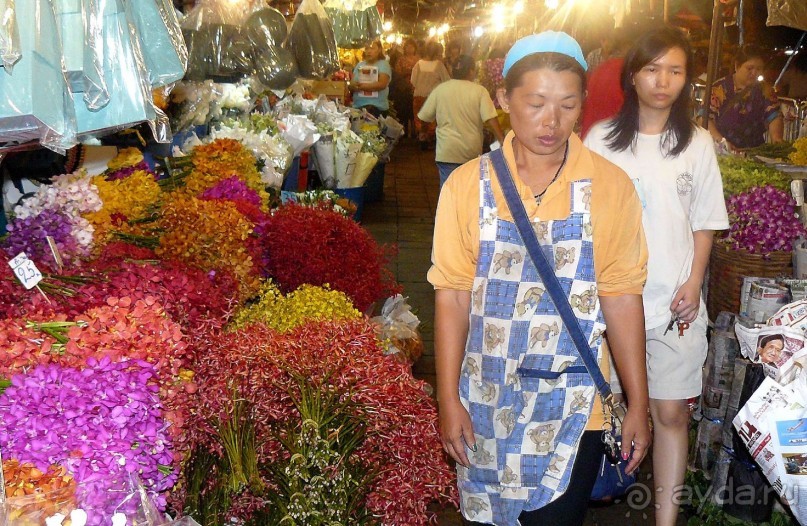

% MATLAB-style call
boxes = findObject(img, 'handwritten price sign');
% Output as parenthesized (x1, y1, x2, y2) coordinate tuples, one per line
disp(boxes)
(8, 252, 43, 290)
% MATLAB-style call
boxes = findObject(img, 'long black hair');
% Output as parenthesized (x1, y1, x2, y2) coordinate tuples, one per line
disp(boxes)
(604, 26, 695, 157)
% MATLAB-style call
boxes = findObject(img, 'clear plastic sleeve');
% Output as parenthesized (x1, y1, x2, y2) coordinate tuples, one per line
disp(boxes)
(126, 0, 188, 88)
(285, 0, 339, 79)
(0, 0, 21, 71)
(365, 6, 382, 39)
(766, 0, 807, 31)
(370, 294, 424, 364)
(246, 8, 297, 90)
(0, 0, 77, 153)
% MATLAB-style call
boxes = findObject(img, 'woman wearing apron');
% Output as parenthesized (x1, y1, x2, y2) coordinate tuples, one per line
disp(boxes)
(429, 32, 652, 526)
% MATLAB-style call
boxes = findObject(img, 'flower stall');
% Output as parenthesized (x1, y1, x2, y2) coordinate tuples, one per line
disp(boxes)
(0, 136, 456, 524)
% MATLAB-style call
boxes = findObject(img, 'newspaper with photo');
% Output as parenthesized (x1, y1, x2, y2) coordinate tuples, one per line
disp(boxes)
(735, 323, 807, 386)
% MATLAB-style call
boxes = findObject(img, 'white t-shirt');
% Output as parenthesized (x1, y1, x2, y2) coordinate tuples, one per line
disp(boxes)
(585, 122, 729, 329)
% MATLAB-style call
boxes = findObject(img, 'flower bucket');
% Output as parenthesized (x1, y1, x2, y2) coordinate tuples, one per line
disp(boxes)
(707, 242, 793, 321)
(334, 186, 365, 222)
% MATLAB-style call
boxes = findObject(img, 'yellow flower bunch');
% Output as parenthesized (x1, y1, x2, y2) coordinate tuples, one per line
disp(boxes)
(231, 282, 361, 332)
(789, 137, 807, 166)
(181, 139, 268, 204)
(106, 147, 145, 171)
(156, 193, 260, 298)
(85, 170, 162, 245)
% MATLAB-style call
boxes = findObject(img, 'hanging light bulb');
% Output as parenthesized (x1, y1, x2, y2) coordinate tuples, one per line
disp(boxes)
(492, 3, 505, 19)
(383, 20, 393, 31)
(440, 23, 450, 33)
(474, 26, 485, 38)
(513, 1, 524, 14)
(429, 26, 437, 37)
(545, 0, 559, 8)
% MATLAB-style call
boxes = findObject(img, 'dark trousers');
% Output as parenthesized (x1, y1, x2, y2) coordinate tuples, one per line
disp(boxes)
(465, 430, 604, 526)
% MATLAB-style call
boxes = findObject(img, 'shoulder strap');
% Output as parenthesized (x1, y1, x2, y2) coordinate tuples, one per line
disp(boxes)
(488, 148, 613, 404)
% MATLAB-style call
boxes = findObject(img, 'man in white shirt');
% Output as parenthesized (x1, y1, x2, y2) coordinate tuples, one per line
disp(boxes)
(417, 55, 505, 188)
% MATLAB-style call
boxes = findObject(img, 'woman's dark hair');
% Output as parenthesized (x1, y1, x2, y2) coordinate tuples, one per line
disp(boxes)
(403, 38, 418, 54)
(735, 44, 766, 67)
(604, 26, 695, 157)
(504, 52, 587, 94)
(425, 41, 443, 60)
(759, 334, 784, 349)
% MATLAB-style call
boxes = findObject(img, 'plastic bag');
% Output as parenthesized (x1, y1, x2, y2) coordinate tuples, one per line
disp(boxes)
(365, 6, 382, 39)
(280, 114, 320, 157)
(0, 0, 77, 153)
(246, 7, 297, 90)
(285, 0, 338, 79)
(370, 295, 424, 364)
(3, 472, 167, 526)
(766, 0, 807, 31)
(313, 134, 336, 188)
(335, 130, 361, 188)
(126, 0, 188, 88)
(0, 0, 21, 71)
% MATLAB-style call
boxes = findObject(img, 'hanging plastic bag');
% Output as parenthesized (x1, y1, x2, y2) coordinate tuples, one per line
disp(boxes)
(365, 6, 383, 39)
(0, 0, 77, 153)
(126, 0, 188, 88)
(766, 0, 807, 31)
(246, 7, 298, 90)
(0, 0, 21, 71)
(285, 0, 339, 79)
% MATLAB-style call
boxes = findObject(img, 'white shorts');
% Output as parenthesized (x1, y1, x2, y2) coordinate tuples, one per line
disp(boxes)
(645, 311, 708, 400)
(609, 310, 708, 400)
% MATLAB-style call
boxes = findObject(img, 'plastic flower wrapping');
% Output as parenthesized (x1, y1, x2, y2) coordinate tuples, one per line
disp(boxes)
(721, 185, 807, 254)
(169, 80, 223, 131)
(209, 116, 293, 188)
(0, 359, 178, 523)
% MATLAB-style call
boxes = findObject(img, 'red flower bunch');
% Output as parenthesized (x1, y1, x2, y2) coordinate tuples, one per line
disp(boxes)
(262, 205, 400, 312)
(182, 320, 457, 525)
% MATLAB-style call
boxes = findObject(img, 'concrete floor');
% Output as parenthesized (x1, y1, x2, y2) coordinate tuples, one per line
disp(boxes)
(360, 139, 685, 526)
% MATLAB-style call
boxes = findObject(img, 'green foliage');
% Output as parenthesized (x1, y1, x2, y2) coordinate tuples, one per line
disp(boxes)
(718, 155, 792, 198)
(265, 379, 378, 526)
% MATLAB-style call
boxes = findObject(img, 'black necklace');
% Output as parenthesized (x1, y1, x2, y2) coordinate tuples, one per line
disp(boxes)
(534, 143, 569, 204)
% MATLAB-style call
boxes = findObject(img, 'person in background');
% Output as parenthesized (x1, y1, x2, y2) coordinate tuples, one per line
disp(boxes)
(445, 41, 462, 75)
(580, 31, 632, 138)
(412, 41, 451, 149)
(349, 40, 392, 117)
(708, 44, 784, 149)
(416, 55, 505, 188)
(584, 26, 729, 526)
(584, 28, 614, 72)
(431, 31, 650, 526)
(390, 39, 420, 137)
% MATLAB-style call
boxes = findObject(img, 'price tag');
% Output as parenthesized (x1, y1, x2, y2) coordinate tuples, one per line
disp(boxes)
(8, 252, 43, 290)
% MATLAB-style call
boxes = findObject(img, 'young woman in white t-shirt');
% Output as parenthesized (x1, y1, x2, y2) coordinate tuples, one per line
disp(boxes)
(584, 26, 728, 526)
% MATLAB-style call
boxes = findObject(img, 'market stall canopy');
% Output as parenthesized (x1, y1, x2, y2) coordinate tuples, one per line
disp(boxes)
(767, 0, 807, 31)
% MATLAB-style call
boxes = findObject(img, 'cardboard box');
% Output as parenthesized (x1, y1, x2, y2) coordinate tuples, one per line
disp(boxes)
(311, 80, 347, 99)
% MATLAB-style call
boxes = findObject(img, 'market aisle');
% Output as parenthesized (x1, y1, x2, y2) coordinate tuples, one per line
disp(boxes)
(362, 138, 441, 391)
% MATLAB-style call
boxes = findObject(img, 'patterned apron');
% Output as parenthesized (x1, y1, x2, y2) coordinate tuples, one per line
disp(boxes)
(458, 154, 607, 526)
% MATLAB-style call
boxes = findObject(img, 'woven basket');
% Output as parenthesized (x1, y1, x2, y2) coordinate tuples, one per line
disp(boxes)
(706, 243, 793, 321)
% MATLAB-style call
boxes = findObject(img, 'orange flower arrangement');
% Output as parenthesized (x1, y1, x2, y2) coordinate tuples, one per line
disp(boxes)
(85, 170, 162, 246)
(178, 139, 268, 204)
(155, 193, 260, 299)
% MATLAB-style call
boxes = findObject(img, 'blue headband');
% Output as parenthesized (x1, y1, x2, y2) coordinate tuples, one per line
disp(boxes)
(502, 31, 588, 77)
